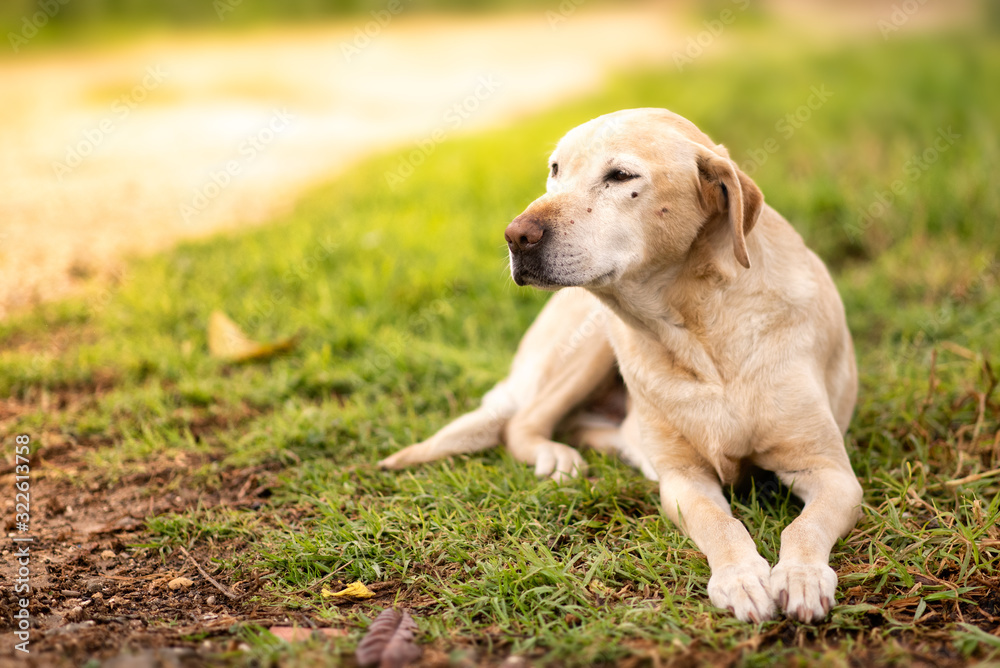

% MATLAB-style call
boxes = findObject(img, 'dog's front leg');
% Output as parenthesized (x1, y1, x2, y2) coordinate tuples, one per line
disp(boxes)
(656, 464, 776, 622)
(766, 453, 863, 623)
(504, 336, 615, 480)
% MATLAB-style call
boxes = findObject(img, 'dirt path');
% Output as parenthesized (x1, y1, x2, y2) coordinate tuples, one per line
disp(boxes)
(0, 7, 678, 319)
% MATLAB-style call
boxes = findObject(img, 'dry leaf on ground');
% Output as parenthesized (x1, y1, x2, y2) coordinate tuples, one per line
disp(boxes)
(269, 626, 347, 642)
(207, 310, 297, 363)
(322, 581, 376, 600)
(356, 608, 421, 668)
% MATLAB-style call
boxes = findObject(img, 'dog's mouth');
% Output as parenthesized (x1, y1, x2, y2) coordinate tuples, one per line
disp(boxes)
(509, 252, 565, 290)
(511, 266, 566, 290)
(510, 252, 617, 290)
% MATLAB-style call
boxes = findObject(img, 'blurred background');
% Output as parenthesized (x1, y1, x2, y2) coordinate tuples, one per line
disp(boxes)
(3, 0, 668, 319)
(0, 0, 994, 320)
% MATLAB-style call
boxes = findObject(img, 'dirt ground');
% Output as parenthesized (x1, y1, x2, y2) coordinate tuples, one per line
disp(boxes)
(0, 391, 417, 667)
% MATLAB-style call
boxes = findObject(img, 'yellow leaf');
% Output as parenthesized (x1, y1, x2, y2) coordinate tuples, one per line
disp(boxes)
(322, 581, 375, 599)
(207, 310, 297, 363)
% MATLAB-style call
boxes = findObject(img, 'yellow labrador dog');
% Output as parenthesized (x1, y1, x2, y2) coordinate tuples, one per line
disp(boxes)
(380, 108, 863, 624)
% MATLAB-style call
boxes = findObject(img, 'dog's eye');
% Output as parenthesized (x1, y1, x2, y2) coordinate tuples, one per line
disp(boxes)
(606, 169, 637, 182)
(550, 163, 558, 178)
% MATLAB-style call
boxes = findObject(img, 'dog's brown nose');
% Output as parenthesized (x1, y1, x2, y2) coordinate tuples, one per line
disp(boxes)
(505, 215, 545, 252)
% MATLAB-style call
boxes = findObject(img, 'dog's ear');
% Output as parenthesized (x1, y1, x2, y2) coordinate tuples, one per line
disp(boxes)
(695, 145, 763, 269)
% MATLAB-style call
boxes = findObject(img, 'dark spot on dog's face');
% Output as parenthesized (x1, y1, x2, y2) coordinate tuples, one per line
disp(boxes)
(569, 220, 575, 224)
(586, 208, 592, 213)
(631, 192, 638, 198)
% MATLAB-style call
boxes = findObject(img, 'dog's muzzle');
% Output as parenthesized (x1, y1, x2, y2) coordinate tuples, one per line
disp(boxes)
(505, 215, 553, 287)
(505, 214, 546, 252)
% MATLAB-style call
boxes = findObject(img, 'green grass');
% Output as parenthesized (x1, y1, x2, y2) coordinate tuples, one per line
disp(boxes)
(0, 0, 628, 52)
(3, 25, 1000, 667)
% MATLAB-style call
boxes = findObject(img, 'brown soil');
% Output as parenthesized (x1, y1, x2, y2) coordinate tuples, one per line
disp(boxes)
(0, 415, 267, 667)
(0, 417, 410, 667)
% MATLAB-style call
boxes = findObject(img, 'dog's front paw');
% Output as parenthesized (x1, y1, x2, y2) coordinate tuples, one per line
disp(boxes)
(708, 558, 775, 623)
(533, 441, 585, 481)
(770, 560, 837, 623)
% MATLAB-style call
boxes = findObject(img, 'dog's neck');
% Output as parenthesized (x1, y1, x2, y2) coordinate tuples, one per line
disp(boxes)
(592, 278, 727, 385)
(589, 219, 757, 384)
(602, 224, 748, 325)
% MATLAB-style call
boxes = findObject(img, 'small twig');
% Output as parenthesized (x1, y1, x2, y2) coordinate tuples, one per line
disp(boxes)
(905, 488, 938, 516)
(178, 545, 240, 601)
(982, 356, 998, 401)
(943, 468, 1000, 488)
(103, 573, 162, 581)
(940, 341, 976, 360)
(916, 348, 938, 420)
(295, 612, 319, 630)
(970, 391, 986, 448)
(236, 475, 255, 500)
(288, 561, 351, 597)
(926, 467, 1000, 490)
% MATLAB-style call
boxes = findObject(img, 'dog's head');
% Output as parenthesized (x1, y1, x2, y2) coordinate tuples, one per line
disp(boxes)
(505, 108, 763, 290)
